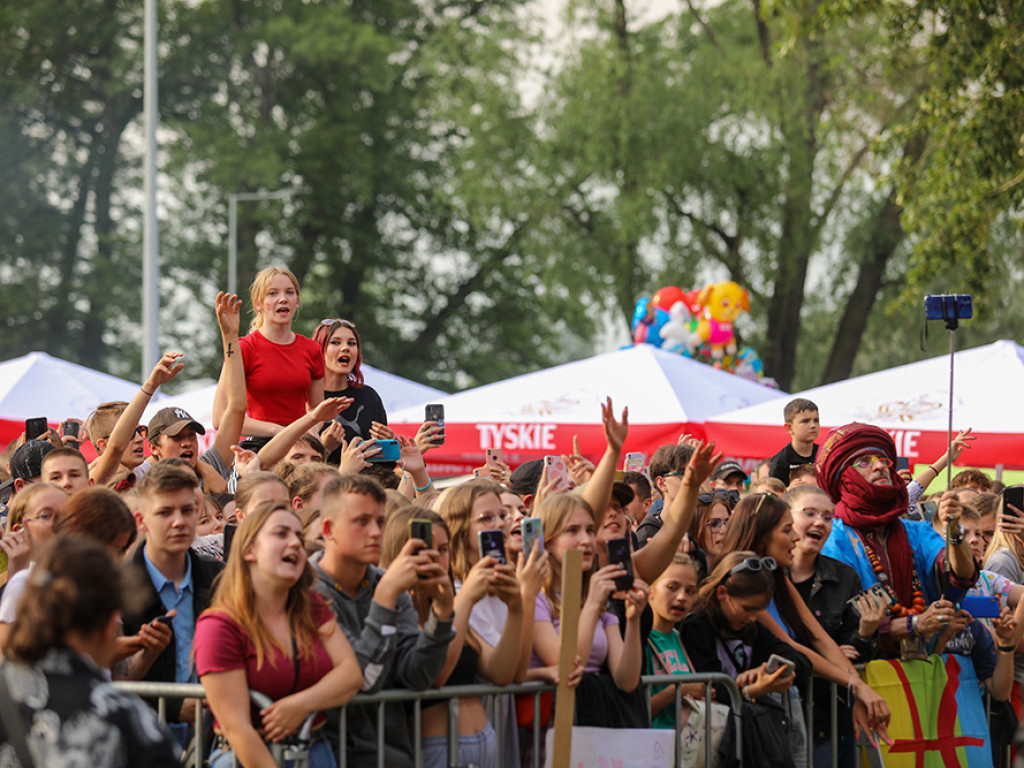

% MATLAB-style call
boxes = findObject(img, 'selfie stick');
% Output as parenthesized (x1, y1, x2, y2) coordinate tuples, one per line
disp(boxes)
(941, 306, 962, 491)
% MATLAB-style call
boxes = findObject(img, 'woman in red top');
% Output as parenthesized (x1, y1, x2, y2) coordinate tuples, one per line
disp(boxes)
(214, 266, 325, 437)
(195, 501, 362, 768)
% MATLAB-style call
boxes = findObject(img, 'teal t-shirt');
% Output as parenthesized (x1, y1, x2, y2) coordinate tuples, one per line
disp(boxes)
(643, 628, 693, 729)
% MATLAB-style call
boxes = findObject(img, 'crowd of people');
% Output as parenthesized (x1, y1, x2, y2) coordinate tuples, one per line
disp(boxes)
(0, 265, 1021, 768)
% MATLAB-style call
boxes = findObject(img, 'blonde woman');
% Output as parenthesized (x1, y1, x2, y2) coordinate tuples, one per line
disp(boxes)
(214, 265, 324, 438)
(194, 501, 362, 768)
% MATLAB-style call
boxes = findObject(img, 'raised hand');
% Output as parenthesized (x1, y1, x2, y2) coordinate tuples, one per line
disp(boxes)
(309, 396, 354, 424)
(681, 441, 722, 488)
(215, 292, 243, 337)
(601, 397, 628, 454)
(144, 351, 185, 393)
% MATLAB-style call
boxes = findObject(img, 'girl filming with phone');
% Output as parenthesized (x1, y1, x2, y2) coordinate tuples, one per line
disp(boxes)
(384, 489, 528, 768)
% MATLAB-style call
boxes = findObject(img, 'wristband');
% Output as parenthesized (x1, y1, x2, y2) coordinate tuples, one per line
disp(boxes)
(911, 615, 920, 636)
(141, 387, 154, 397)
(743, 684, 754, 702)
(999, 644, 1016, 653)
(929, 465, 938, 474)
(905, 615, 914, 636)
(414, 479, 433, 492)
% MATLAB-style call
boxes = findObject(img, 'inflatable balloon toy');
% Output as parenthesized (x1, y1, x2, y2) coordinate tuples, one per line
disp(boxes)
(660, 301, 694, 355)
(630, 297, 669, 348)
(688, 281, 750, 359)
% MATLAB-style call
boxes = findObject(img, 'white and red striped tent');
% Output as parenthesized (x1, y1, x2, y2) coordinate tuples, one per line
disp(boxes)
(704, 339, 1024, 469)
(389, 345, 782, 475)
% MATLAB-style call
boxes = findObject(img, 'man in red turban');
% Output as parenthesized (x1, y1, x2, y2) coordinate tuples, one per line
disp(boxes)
(818, 423, 977, 656)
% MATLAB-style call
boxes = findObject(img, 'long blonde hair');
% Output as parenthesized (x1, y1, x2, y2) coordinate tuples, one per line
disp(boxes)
(205, 501, 319, 669)
(249, 265, 301, 333)
(985, 490, 1024, 569)
(435, 479, 504, 582)
(535, 493, 597, 622)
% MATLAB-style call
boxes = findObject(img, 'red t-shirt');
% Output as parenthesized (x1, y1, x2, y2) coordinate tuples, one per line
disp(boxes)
(194, 592, 336, 728)
(239, 330, 324, 426)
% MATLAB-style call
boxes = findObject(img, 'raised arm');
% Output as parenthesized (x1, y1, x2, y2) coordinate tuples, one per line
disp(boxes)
(634, 441, 720, 583)
(210, 293, 248, 467)
(91, 352, 184, 486)
(582, 398, 628, 529)
(912, 428, 974, 489)
(475, 563, 525, 686)
(256, 396, 352, 470)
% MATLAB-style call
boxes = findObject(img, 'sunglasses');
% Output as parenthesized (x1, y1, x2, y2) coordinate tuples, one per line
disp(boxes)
(727, 556, 777, 577)
(319, 318, 356, 331)
(707, 518, 729, 531)
(851, 455, 893, 470)
(699, 490, 740, 505)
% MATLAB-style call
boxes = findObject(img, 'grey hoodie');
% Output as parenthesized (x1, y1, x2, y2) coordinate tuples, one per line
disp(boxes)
(311, 551, 454, 768)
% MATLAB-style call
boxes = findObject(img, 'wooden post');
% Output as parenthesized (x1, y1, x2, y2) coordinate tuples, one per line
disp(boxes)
(550, 548, 584, 767)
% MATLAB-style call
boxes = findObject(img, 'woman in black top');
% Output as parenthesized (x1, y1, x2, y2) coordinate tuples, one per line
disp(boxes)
(0, 537, 179, 767)
(313, 318, 389, 464)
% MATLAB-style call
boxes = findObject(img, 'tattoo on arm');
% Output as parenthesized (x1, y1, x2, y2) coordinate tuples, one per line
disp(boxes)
(226, 343, 234, 358)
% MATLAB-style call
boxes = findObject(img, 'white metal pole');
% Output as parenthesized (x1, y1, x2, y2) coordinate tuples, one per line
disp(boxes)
(142, 0, 160, 379)
(228, 194, 238, 296)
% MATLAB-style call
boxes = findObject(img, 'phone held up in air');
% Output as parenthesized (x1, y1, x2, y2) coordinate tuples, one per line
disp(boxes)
(25, 417, 48, 441)
(1003, 486, 1024, 516)
(485, 448, 504, 467)
(522, 517, 544, 561)
(624, 452, 646, 473)
(605, 537, 634, 592)
(367, 439, 401, 463)
(544, 455, 570, 491)
(60, 419, 80, 439)
(477, 529, 507, 566)
(424, 404, 445, 446)
(896, 456, 910, 472)
(960, 595, 1001, 619)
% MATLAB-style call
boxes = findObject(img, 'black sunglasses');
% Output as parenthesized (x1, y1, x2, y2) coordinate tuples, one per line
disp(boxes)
(698, 490, 740, 505)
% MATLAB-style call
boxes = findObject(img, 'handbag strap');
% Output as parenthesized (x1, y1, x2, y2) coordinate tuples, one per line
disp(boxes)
(0, 669, 36, 768)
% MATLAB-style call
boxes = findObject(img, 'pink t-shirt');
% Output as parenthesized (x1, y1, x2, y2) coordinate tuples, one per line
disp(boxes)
(194, 591, 336, 728)
(531, 591, 618, 673)
(239, 331, 324, 426)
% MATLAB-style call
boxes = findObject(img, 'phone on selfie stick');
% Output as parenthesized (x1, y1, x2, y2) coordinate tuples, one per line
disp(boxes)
(923, 294, 973, 489)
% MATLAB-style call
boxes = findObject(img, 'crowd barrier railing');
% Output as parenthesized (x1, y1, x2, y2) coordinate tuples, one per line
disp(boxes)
(117, 668, 1003, 768)
(116, 674, 741, 768)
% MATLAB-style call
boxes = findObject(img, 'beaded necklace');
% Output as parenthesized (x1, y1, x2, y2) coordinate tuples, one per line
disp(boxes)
(862, 534, 926, 617)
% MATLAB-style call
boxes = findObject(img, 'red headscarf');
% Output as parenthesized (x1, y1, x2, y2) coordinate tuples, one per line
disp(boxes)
(815, 423, 916, 604)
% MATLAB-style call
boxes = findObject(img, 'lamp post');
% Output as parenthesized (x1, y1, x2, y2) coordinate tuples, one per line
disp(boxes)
(142, 0, 159, 379)
(227, 188, 298, 296)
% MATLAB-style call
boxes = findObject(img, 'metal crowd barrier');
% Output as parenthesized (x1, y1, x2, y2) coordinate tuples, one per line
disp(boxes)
(115, 673, 741, 768)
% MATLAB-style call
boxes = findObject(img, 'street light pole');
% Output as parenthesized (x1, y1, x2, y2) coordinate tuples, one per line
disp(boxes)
(226, 188, 298, 296)
(142, 0, 160, 380)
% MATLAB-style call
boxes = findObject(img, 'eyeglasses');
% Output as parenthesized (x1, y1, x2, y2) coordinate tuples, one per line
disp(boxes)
(851, 456, 893, 470)
(708, 518, 729, 531)
(661, 470, 683, 480)
(24, 511, 56, 524)
(727, 556, 777, 577)
(699, 490, 740, 505)
(795, 507, 835, 522)
(134, 425, 147, 437)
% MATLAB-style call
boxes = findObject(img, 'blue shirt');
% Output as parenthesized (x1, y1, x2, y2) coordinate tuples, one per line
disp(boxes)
(142, 549, 195, 684)
(820, 517, 946, 603)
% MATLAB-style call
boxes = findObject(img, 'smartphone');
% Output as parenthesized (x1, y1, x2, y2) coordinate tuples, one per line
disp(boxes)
(896, 456, 910, 472)
(477, 529, 507, 565)
(846, 582, 895, 618)
(367, 439, 400, 463)
(223, 523, 237, 562)
(424, 404, 445, 445)
(765, 653, 796, 675)
(486, 448, 504, 467)
(920, 500, 939, 521)
(605, 537, 634, 592)
(624, 452, 646, 473)
(25, 417, 48, 441)
(544, 455, 570, 491)
(1003, 486, 1024, 515)
(409, 519, 433, 555)
(961, 595, 1001, 619)
(60, 419, 81, 439)
(153, 613, 175, 626)
(924, 294, 973, 322)
(472, 468, 484, 478)
(522, 517, 544, 561)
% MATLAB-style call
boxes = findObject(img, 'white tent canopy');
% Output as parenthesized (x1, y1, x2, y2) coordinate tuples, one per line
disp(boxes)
(705, 339, 1024, 468)
(390, 345, 782, 473)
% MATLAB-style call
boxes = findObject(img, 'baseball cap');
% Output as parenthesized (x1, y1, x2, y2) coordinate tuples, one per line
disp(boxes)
(10, 440, 56, 481)
(611, 481, 635, 508)
(711, 460, 747, 482)
(509, 459, 543, 497)
(147, 407, 206, 441)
